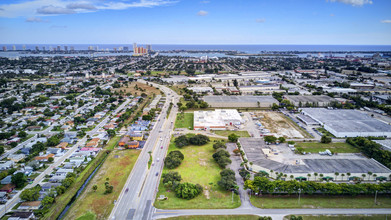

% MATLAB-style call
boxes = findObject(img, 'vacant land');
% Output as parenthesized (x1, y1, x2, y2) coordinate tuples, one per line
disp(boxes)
(317, 127, 336, 138)
(165, 215, 260, 220)
(114, 82, 160, 96)
(285, 215, 390, 220)
(105, 135, 121, 150)
(212, 130, 250, 138)
(154, 137, 241, 209)
(175, 113, 194, 130)
(66, 149, 140, 220)
(295, 142, 359, 153)
(169, 85, 187, 95)
(251, 195, 391, 209)
(256, 111, 310, 138)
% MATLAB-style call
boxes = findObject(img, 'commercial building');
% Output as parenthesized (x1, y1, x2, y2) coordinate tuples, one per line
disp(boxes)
(133, 43, 148, 56)
(194, 109, 243, 130)
(239, 85, 282, 95)
(300, 108, 391, 137)
(239, 137, 391, 180)
(285, 95, 337, 107)
(188, 87, 213, 94)
(203, 95, 278, 108)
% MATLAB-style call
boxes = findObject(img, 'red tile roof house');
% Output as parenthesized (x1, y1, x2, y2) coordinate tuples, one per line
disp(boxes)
(34, 154, 55, 162)
(0, 184, 15, 193)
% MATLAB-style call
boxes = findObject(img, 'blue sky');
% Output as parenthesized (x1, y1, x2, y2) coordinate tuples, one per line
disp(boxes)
(0, 0, 390, 44)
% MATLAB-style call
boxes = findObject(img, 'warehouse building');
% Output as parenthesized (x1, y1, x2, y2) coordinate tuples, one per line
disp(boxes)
(188, 87, 213, 94)
(203, 95, 278, 108)
(285, 95, 337, 107)
(194, 109, 243, 130)
(300, 108, 391, 137)
(239, 137, 391, 180)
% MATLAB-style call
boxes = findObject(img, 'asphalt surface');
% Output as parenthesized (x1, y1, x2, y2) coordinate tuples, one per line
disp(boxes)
(110, 80, 180, 220)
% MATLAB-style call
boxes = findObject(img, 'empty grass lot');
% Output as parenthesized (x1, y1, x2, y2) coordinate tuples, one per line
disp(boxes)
(251, 195, 391, 209)
(212, 130, 250, 138)
(154, 137, 241, 209)
(165, 215, 260, 220)
(287, 215, 390, 220)
(295, 142, 359, 153)
(66, 149, 140, 220)
(175, 113, 194, 130)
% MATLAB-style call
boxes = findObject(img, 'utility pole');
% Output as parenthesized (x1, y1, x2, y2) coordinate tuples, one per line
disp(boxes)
(298, 188, 301, 205)
(232, 190, 234, 203)
(375, 190, 378, 205)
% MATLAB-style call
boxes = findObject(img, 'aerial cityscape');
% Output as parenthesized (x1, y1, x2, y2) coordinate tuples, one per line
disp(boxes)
(0, 0, 391, 220)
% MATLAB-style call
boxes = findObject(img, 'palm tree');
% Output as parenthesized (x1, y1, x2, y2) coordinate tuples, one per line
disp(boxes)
(307, 173, 311, 181)
(347, 172, 351, 180)
(341, 174, 345, 181)
(319, 174, 324, 181)
(373, 174, 377, 181)
(270, 170, 274, 178)
(367, 172, 372, 181)
(335, 172, 339, 181)
(362, 174, 366, 181)
(314, 173, 318, 181)
(284, 174, 287, 180)
(290, 175, 294, 180)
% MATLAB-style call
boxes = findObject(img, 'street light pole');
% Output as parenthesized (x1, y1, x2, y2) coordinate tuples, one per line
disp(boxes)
(298, 188, 301, 205)
(231, 190, 234, 203)
(375, 190, 378, 205)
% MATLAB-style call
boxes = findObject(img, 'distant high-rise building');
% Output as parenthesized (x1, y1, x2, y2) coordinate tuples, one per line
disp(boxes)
(42, 46, 46, 51)
(12, 45, 16, 51)
(64, 46, 68, 51)
(124, 46, 129, 51)
(70, 46, 75, 51)
(35, 46, 39, 51)
(96, 46, 99, 51)
(132, 42, 148, 56)
(146, 44, 152, 52)
(118, 47, 123, 51)
(2, 46, 7, 52)
(88, 46, 94, 51)
(113, 48, 117, 52)
(22, 45, 26, 50)
(57, 45, 61, 51)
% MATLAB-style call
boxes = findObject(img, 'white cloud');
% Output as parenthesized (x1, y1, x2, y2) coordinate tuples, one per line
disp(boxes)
(200, 1, 210, 3)
(381, 20, 391, 23)
(255, 18, 265, 23)
(26, 16, 49, 22)
(197, 10, 208, 16)
(37, 5, 75, 14)
(327, 0, 373, 7)
(67, 3, 97, 10)
(0, 0, 176, 18)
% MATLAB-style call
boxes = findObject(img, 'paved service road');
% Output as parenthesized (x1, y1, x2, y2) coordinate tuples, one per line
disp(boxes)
(110, 80, 180, 220)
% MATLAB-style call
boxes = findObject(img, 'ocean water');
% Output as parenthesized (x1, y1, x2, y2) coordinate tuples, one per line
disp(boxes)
(1, 44, 391, 52)
(0, 44, 390, 58)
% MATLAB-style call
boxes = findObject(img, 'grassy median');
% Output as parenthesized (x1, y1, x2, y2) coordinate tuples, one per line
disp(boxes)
(295, 142, 359, 154)
(251, 195, 391, 209)
(287, 215, 390, 220)
(154, 137, 241, 209)
(65, 149, 140, 220)
(212, 130, 250, 138)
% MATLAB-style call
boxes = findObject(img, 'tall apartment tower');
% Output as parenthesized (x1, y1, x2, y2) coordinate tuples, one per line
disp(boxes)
(146, 44, 152, 52)
(12, 45, 16, 51)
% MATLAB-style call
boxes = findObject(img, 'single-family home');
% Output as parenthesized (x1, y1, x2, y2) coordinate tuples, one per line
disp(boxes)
(47, 148, 63, 156)
(0, 184, 15, 193)
(1, 176, 12, 185)
(86, 138, 100, 148)
(0, 161, 14, 170)
(8, 154, 26, 163)
(18, 201, 42, 210)
(34, 154, 55, 162)
(56, 142, 68, 149)
(9, 211, 35, 220)
(55, 169, 73, 177)
(41, 183, 62, 191)
(125, 131, 143, 141)
(20, 147, 32, 155)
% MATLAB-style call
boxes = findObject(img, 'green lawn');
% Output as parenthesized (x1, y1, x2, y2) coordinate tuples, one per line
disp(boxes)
(295, 142, 359, 153)
(212, 130, 250, 138)
(76, 211, 96, 220)
(164, 215, 260, 220)
(66, 149, 141, 220)
(175, 113, 194, 130)
(251, 195, 391, 209)
(289, 215, 390, 220)
(317, 128, 336, 138)
(154, 137, 241, 209)
(106, 135, 121, 150)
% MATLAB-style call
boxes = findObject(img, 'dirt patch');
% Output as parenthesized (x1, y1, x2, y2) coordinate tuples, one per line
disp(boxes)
(199, 158, 207, 166)
(255, 111, 304, 139)
(114, 82, 160, 96)
(204, 187, 210, 199)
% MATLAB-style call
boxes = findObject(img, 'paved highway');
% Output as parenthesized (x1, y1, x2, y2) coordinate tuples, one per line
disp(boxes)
(110, 80, 180, 220)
